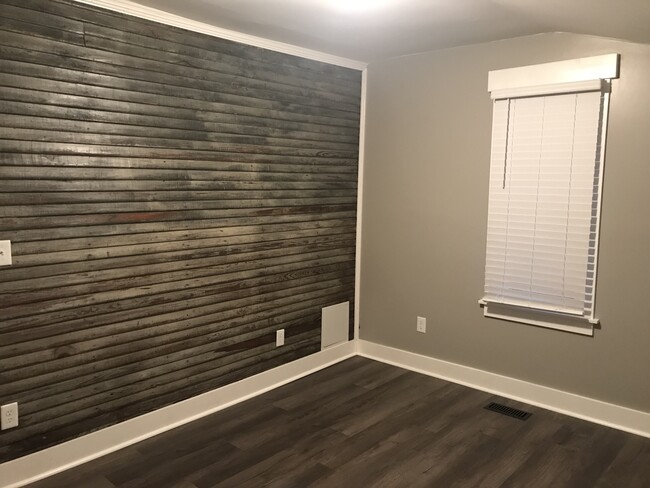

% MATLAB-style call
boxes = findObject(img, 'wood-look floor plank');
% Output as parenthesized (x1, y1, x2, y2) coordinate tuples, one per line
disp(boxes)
(26, 446, 141, 488)
(594, 435, 650, 488)
(23, 358, 650, 488)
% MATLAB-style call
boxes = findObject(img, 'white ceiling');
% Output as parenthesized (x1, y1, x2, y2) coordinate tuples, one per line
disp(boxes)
(128, 0, 650, 62)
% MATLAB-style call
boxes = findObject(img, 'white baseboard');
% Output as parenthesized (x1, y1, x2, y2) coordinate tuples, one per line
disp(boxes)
(4, 338, 647, 488)
(358, 339, 650, 438)
(0, 341, 356, 488)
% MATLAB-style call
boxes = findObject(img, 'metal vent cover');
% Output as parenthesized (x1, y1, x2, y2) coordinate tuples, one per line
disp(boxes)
(484, 402, 532, 420)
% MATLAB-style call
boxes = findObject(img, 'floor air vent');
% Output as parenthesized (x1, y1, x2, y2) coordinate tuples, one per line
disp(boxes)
(484, 402, 532, 420)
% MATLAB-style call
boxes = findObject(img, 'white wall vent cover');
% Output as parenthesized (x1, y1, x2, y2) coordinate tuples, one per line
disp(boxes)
(321, 302, 350, 350)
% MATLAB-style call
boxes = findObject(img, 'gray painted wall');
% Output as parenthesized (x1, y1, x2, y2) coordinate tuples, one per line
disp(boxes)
(360, 33, 650, 412)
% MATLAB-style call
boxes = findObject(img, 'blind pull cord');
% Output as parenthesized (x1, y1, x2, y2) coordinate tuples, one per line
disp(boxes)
(502, 98, 512, 189)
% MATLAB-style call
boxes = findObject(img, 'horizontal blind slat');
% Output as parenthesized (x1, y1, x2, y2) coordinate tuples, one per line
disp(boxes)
(483, 91, 603, 316)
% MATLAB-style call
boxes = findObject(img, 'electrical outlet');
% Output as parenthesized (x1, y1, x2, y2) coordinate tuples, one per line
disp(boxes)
(0, 240, 12, 266)
(276, 329, 285, 347)
(417, 316, 427, 333)
(1, 402, 19, 430)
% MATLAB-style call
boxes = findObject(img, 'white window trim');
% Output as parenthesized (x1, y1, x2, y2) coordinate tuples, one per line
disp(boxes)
(480, 54, 619, 336)
(487, 54, 619, 97)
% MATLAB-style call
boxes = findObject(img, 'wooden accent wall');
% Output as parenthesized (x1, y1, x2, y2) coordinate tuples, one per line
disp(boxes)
(0, 0, 360, 462)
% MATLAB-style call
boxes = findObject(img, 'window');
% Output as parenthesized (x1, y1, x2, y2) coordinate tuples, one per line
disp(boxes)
(480, 54, 619, 335)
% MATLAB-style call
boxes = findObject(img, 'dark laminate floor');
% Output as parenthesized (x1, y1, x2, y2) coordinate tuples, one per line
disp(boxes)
(27, 357, 650, 488)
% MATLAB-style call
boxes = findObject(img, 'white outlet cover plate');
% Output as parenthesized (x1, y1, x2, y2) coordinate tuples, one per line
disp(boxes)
(417, 316, 427, 333)
(276, 329, 285, 347)
(0, 240, 12, 266)
(1, 402, 19, 430)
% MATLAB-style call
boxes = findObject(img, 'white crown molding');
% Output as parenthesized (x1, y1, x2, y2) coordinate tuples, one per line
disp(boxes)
(0, 341, 356, 488)
(358, 340, 650, 439)
(73, 0, 367, 70)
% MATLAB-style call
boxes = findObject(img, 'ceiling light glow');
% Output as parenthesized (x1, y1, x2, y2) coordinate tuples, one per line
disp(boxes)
(327, 0, 394, 13)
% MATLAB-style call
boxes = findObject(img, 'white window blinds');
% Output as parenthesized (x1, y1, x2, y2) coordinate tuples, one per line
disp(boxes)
(481, 54, 618, 335)
(483, 91, 604, 318)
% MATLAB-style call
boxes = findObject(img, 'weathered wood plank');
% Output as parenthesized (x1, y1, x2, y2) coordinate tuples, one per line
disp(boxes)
(0, 31, 360, 117)
(0, 179, 357, 195)
(0, 164, 357, 184)
(0, 80, 358, 133)
(1, 284, 355, 396)
(4, 286, 350, 381)
(0, 111, 359, 152)
(1, 276, 353, 369)
(0, 106, 357, 150)
(13, 328, 319, 423)
(14, 312, 325, 413)
(11, 219, 356, 255)
(0, 205, 356, 233)
(0, 18, 357, 107)
(82, 33, 360, 107)
(0, 127, 358, 160)
(0, 152, 359, 174)
(0, 94, 358, 141)
(0, 230, 356, 283)
(0, 256, 354, 334)
(0, 3, 84, 34)
(0, 0, 359, 464)
(0, 198, 357, 219)
(0, 190, 356, 208)
(0, 248, 355, 319)
(0, 11, 85, 45)
(83, 23, 360, 97)
(0, 0, 362, 84)
(7, 211, 357, 243)
(0, 239, 356, 303)
(16, 329, 323, 426)
(0, 2, 360, 95)
(0, 334, 321, 455)
(0, 140, 358, 167)
(1, 272, 355, 370)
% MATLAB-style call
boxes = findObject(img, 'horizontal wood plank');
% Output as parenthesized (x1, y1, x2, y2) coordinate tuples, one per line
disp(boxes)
(0, 33, 360, 119)
(0, 0, 360, 463)
(0, 111, 359, 152)
(1, 0, 362, 83)
(0, 153, 359, 174)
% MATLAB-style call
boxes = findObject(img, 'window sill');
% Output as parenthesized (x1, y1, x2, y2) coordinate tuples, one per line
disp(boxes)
(478, 300, 597, 336)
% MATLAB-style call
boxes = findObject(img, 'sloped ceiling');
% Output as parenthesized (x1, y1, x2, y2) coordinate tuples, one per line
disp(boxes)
(128, 0, 650, 62)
